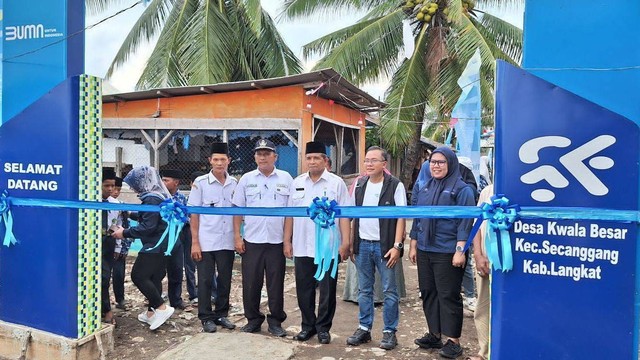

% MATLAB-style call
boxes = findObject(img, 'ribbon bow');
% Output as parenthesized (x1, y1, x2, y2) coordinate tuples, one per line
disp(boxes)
(481, 194, 519, 272)
(307, 197, 341, 280)
(0, 191, 18, 247)
(146, 199, 189, 256)
(462, 193, 519, 272)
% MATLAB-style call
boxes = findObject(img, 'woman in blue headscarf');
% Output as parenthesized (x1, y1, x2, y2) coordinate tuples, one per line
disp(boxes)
(408, 147, 475, 359)
(112, 166, 174, 330)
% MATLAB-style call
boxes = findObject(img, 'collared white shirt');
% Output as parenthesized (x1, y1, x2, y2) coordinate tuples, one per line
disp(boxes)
(187, 172, 237, 251)
(288, 169, 352, 257)
(106, 196, 122, 226)
(232, 167, 293, 244)
(107, 196, 126, 252)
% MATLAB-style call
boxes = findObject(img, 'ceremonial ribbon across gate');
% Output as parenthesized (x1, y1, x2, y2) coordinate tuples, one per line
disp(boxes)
(1, 191, 639, 274)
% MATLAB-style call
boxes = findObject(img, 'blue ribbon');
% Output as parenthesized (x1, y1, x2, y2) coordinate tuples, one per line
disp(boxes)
(0, 191, 18, 247)
(307, 196, 341, 281)
(146, 199, 189, 256)
(5, 197, 639, 222)
(463, 194, 519, 272)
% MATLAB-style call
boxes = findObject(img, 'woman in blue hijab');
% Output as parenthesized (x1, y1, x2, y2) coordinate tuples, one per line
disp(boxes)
(408, 147, 475, 359)
(112, 166, 174, 330)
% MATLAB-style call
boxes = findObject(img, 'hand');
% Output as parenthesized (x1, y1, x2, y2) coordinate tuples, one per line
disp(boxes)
(452, 252, 466, 268)
(283, 242, 293, 259)
(451, 251, 467, 268)
(112, 226, 125, 239)
(409, 246, 417, 265)
(475, 254, 490, 277)
(191, 242, 202, 262)
(338, 244, 351, 262)
(349, 245, 355, 262)
(235, 236, 245, 255)
(384, 248, 401, 268)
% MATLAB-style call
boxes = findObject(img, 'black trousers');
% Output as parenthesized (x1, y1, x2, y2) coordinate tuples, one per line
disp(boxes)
(294, 257, 337, 333)
(242, 241, 286, 327)
(101, 254, 114, 315)
(111, 255, 126, 303)
(182, 226, 198, 300)
(417, 250, 464, 338)
(132, 252, 167, 309)
(197, 250, 235, 321)
(166, 241, 185, 307)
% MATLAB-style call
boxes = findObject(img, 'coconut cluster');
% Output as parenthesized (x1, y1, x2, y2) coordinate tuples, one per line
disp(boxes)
(403, 0, 449, 24)
(462, 0, 476, 13)
(402, 0, 476, 24)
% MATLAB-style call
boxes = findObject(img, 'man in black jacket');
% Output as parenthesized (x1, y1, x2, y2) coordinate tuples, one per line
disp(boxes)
(347, 146, 407, 350)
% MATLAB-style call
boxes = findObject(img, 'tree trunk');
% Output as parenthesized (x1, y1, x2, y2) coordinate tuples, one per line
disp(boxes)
(399, 119, 424, 190)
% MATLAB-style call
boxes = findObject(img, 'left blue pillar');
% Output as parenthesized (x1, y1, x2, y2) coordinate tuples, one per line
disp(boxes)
(0, 0, 103, 340)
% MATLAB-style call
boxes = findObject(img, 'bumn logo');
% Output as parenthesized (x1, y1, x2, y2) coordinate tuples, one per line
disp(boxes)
(5, 24, 44, 41)
(519, 135, 615, 202)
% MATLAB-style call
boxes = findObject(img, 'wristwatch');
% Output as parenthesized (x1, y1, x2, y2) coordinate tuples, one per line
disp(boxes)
(455, 245, 465, 253)
(394, 242, 404, 250)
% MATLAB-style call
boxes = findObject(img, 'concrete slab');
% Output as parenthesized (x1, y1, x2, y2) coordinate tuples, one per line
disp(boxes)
(155, 332, 296, 360)
(0, 320, 114, 360)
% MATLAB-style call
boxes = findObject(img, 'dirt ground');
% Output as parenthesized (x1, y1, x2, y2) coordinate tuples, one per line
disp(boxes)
(107, 255, 479, 360)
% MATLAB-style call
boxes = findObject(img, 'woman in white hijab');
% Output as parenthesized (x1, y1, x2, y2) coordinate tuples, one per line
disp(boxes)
(113, 166, 175, 330)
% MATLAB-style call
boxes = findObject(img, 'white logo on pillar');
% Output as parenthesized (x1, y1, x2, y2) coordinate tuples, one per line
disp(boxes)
(519, 135, 616, 202)
(5, 24, 45, 41)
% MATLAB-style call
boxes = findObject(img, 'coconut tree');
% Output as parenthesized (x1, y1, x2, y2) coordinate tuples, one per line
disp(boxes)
(280, 0, 523, 186)
(86, 0, 302, 89)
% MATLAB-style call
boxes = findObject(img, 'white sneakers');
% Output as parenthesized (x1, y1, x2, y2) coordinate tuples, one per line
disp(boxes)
(463, 297, 477, 312)
(138, 311, 152, 325)
(137, 306, 175, 330)
(149, 306, 175, 330)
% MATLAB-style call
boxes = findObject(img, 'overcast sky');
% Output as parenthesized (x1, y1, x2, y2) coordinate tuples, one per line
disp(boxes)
(85, 0, 523, 97)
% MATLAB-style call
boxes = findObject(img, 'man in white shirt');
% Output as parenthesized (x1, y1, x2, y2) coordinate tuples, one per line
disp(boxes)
(189, 143, 237, 333)
(232, 138, 293, 337)
(283, 141, 351, 344)
(347, 146, 407, 350)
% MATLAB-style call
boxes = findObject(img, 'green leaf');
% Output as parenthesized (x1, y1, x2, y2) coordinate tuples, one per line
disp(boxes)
(379, 25, 430, 154)
(309, 9, 406, 85)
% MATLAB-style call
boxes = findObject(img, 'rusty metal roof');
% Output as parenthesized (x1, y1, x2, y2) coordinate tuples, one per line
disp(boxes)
(102, 68, 386, 113)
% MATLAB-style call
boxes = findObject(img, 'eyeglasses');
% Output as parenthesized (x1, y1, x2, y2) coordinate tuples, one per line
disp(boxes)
(430, 160, 447, 166)
(364, 158, 385, 164)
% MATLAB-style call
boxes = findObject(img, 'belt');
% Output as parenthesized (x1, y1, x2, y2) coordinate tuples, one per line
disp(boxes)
(360, 239, 380, 243)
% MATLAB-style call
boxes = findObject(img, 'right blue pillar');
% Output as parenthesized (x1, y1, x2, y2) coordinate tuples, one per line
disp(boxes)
(492, 1, 640, 359)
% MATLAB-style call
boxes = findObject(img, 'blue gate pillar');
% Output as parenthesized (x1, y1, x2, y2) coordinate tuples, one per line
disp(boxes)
(0, 0, 106, 358)
(492, 1, 640, 359)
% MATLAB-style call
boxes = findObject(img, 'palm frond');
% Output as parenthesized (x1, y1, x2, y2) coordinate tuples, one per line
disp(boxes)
(255, 9, 303, 77)
(379, 25, 430, 154)
(302, 18, 378, 59)
(105, 0, 175, 78)
(309, 9, 406, 85)
(475, 0, 524, 9)
(278, 0, 388, 21)
(243, 0, 264, 35)
(229, 2, 266, 80)
(85, 0, 133, 15)
(359, 1, 403, 21)
(178, 0, 236, 85)
(477, 13, 522, 63)
(470, 17, 520, 65)
(431, 0, 496, 103)
(135, 0, 199, 88)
